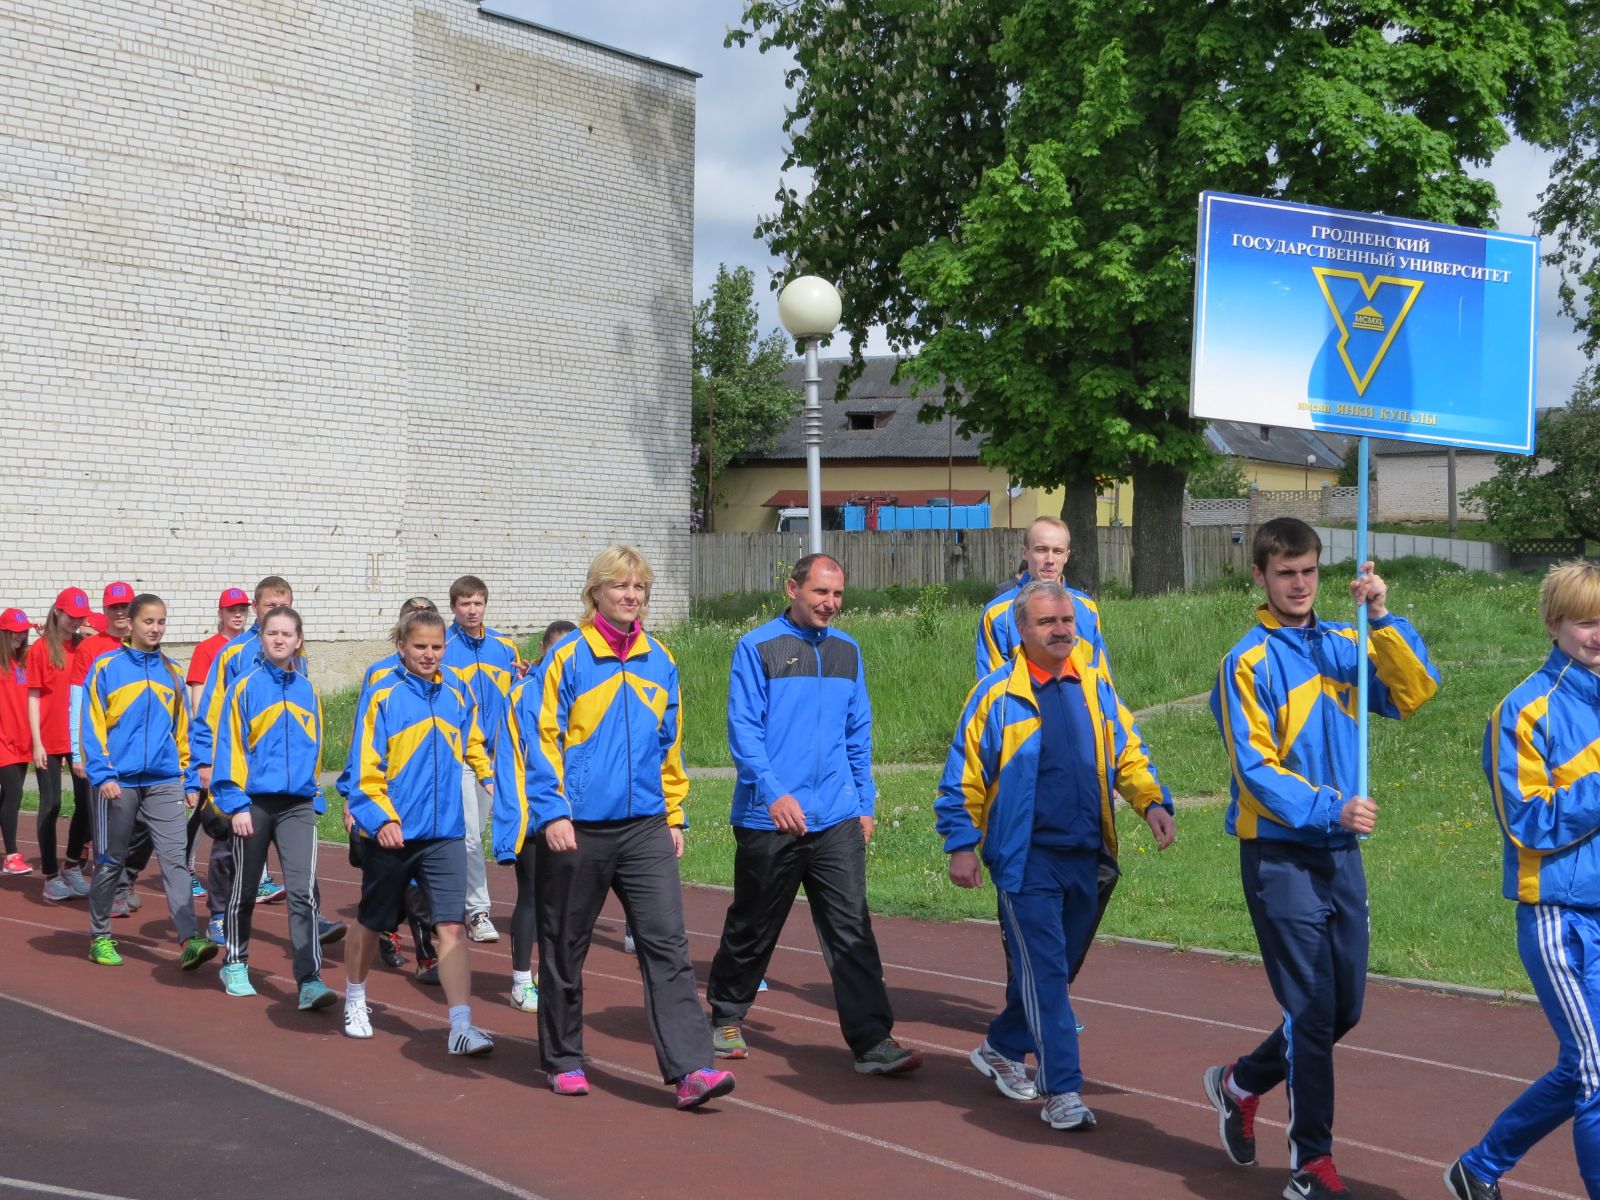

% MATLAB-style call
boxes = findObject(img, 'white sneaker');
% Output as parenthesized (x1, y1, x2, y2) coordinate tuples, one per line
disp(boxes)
(60, 864, 91, 896)
(622, 928, 636, 955)
(343, 1002, 373, 1039)
(1041, 1091, 1096, 1131)
(509, 981, 539, 1013)
(448, 1025, 494, 1056)
(970, 1040, 1038, 1100)
(467, 912, 499, 943)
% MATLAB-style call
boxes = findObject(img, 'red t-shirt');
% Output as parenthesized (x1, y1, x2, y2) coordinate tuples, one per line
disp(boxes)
(24, 637, 79, 757)
(70, 633, 125, 688)
(0, 660, 29, 767)
(187, 633, 229, 687)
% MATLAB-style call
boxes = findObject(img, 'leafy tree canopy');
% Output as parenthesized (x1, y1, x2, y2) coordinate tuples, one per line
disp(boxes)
(734, 0, 1578, 591)
(1465, 372, 1600, 542)
(1187, 455, 1251, 501)
(692, 265, 796, 528)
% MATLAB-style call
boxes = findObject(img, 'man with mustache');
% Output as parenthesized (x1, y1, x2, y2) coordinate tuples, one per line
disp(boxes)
(937, 579, 1176, 1132)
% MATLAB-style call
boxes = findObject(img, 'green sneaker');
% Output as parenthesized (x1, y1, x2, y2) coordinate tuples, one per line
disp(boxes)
(179, 935, 219, 971)
(298, 979, 337, 1011)
(713, 1024, 748, 1059)
(220, 962, 257, 997)
(853, 1037, 924, 1075)
(88, 936, 123, 966)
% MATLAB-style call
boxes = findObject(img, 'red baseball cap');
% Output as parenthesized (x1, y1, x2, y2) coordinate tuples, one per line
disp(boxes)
(102, 581, 135, 608)
(0, 608, 31, 633)
(85, 612, 108, 634)
(218, 587, 250, 609)
(54, 587, 92, 618)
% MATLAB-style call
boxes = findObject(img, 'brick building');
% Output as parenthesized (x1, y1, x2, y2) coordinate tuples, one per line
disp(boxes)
(0, 1, 695, 681)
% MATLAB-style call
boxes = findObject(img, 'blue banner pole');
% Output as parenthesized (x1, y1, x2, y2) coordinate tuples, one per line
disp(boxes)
(1356, 435, 1371, 817)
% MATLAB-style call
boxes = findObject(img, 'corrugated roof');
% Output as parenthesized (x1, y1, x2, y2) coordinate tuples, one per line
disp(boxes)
(755, 360, 982, 461)
(762, 488, 990, 508)
(1205, 420, 1350, 469)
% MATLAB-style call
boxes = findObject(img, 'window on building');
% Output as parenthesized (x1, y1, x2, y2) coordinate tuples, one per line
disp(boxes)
(846, 411, 893, 431)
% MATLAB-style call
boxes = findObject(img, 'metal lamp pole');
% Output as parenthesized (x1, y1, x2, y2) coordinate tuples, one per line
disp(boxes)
(778, 276, 842, 556)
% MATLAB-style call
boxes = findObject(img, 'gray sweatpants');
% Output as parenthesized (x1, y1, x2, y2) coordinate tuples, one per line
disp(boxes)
(224, 794, 321, 984)
(90, 780, 197, 941)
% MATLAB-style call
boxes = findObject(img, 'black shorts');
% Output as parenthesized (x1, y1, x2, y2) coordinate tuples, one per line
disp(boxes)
(356, 837, 466, 933)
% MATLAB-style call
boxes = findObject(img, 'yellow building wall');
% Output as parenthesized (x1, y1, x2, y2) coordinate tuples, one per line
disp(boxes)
(1243, 462, 1341, 491)
(712, 463, 1133, 532)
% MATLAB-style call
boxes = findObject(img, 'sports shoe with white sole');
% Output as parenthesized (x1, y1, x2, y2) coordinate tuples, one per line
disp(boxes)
(509, 981, 539, 1013)
(344, 1002, 373, 1039)
(1041, 1091, 1096, 1131)
(467, 912, 499, 942)
(970, 1039, 1038, 1100)
(61, 864, 91, 896)
(1202, 1063, 1258, 1166)
(41, 876, 73, 903)
(448, 1025, 494, 1056)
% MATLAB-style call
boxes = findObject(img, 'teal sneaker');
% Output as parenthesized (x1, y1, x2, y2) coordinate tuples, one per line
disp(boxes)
(179, 935, 218, 971)
(298, 979, 337, 1011)
(220, 962, 257, 997)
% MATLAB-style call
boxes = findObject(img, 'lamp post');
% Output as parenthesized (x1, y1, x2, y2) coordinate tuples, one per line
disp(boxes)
(1305, 453, 1316, 490)
(778, 275, 842, 555)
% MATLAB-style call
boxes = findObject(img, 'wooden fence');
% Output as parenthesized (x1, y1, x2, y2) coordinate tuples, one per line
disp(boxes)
(691, 525, 1248, 597)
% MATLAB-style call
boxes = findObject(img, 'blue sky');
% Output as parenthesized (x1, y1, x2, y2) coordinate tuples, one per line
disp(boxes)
(489, 0, 1587, 409)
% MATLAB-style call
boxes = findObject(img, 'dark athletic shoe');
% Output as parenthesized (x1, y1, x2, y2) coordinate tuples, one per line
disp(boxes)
(1202, 1063, 1258, 1166)
(853, 1037, 923, 1075)
(378, 931, 406, 969)
(1285, 1155, 1351, 1199)
(1443, 1159, 1501, 1200)
(317, 917, 347, 946)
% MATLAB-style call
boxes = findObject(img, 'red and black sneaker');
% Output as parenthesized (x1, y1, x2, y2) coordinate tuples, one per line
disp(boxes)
(1202, 1063, 1258, 1166)
(1285, 1155, 1351, 1199)
(378, 930, 406, 969)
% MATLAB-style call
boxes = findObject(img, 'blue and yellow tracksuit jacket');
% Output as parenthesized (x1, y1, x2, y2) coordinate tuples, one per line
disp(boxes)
(1211, 605, 1439, 845)
(443, 623, 522, 757)
(332, 654, 465, 800)
(192, 625, 308, 767)
(210, 661, 326, 815)
(493, 624, 688, 861)
(1486, 646, 1600, 907)
(345, 665, 493, 841)
(935, 640, 1172, 894)
(727, 613, 875, 832)
(976, 574, 1108, 680)
(80, 647, 199, 792)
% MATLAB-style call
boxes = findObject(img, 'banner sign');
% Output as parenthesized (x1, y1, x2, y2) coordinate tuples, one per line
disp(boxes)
(1190, 191, 1539, 454)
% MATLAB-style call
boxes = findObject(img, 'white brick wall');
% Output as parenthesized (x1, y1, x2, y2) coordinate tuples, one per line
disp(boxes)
(0, 0, 695, 657)
(1374, 453, 1497, 522)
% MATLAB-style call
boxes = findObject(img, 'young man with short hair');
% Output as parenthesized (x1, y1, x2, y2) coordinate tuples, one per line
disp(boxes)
(1203, 517, 1439, 1199)
(707, 553, 921, 1075)
(976, 517, 1108, 679)
(1445, 561, 1600, 1200)
(443, 574, 522, 944)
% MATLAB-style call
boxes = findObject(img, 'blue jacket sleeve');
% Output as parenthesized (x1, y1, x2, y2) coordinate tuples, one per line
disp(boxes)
(934, 682, 995, 854)
(209, 680, 253, 814)
(845, 643, 876, 816)
(344, 687, 396, 837)
(1212, 652, 1344, 832)
(523, 653, 574, 831)
(491, 681, 534, 862)
(1363, 613, 1440, 720)
(79, 666, 117, 788)
(190, 646, 229, 767)
(727, 638, 786, 808)
(1486, 697, 1600, 854)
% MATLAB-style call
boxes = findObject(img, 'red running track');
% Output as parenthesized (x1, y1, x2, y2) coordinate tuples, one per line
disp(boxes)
(0, 835, 1585, 1200)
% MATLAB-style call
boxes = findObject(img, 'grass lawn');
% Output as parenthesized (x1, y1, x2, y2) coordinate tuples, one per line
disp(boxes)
(259, 559, 1554, 993)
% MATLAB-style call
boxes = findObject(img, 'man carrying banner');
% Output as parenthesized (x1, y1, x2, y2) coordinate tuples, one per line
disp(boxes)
(1202, 517, 1438, 1199)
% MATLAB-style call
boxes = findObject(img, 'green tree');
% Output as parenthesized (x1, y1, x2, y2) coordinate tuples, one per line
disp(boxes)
(1464, 372, 1600, 542)
(692, 265, 796, 530)
(1535, 2, 1600, 358)
(735, 0, 1576, 594)
(1186, 456, 1251, 500)
(1335, 442, 1375, 487)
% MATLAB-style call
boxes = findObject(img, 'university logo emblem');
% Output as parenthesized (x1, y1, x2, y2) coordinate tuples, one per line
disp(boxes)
(1311, 268, 1424, 396)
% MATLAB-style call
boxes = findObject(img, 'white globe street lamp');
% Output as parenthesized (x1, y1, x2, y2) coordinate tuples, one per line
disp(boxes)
(778, 275, 842, 555)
